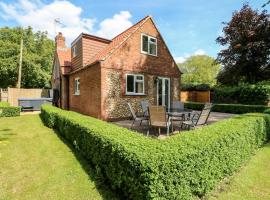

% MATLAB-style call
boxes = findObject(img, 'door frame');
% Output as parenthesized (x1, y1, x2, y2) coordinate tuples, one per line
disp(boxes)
(156, 77, 170, 109)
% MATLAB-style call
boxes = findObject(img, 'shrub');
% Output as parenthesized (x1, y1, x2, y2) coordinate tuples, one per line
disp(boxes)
(40, 105, 270, 200)
(212, 82, 270, 105)
(0, 105, 20, 117)
(264, 109, 270, 114)
(181, 84, 210, 91)
(184, 102, 269, 114)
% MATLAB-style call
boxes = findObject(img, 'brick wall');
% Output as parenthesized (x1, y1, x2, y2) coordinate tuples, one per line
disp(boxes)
(69, 63, 102, 118)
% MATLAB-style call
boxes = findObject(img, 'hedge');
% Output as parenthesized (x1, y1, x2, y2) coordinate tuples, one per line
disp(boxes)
(184, 102, 269, 114)
(264, 109, 270, 114)
(212, 83, 270, 105)
(41, 105, 270, 200)
(0, 102, 20, 117)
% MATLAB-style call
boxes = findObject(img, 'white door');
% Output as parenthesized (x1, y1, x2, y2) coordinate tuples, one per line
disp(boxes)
(157, 77, 170, 109)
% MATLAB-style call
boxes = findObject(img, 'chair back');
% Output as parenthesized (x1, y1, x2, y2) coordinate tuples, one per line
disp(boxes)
(148, 106, 166, 125)
(141, 100, 149, 117)
(196, 103, 213, 125)
(172, 101, 184, 111)
(127, 103, 137, 119)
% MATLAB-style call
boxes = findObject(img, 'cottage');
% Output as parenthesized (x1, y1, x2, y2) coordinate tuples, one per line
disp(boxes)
(52, 16, 182, 121)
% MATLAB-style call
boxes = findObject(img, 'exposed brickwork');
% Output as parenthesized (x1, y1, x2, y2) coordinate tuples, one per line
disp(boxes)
(69, 63, 102, 118)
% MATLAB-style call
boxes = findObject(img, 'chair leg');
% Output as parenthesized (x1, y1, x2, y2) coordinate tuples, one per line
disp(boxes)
(167, 125, 169, 136)
(140, 120, 142, 126)
(131, 119, 135, 129)
(158, 128, 160, 136)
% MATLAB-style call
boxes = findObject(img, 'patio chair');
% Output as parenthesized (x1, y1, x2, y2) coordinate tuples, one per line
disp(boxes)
(148, 106, 171, 136)
(140, 100, 149, 117)
(181, 103, 213, 130)
(127, 103, 148, 128)
(172, 101, 184, 111)
(170, 101, 185, 131)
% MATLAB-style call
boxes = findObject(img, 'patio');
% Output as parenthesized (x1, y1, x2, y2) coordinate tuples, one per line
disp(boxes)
(113, 111, 236, 137)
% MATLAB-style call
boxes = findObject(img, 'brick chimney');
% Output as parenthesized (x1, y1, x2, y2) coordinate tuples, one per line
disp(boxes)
(55, 32, 66, 50)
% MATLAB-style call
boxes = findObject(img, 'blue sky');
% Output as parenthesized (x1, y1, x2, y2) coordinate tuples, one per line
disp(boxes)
(0, 0, 267, 62)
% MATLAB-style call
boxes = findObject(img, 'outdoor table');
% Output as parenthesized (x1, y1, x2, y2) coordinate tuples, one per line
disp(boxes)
(166, 109, 192, 132)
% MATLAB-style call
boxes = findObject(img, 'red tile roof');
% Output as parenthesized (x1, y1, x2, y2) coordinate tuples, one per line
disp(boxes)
(84, 15, 151, 67)
(57, 48, 71, 74)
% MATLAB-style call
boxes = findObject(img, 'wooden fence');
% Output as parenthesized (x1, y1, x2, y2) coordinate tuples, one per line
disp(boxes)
(0, 88, 50, 106)
(180, 91, 210, 103)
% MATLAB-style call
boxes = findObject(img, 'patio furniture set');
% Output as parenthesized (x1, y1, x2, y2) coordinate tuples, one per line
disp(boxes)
(128, 101, 213, 136)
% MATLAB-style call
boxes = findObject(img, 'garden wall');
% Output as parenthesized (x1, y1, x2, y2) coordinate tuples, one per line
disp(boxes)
(41, 105, 270, 200)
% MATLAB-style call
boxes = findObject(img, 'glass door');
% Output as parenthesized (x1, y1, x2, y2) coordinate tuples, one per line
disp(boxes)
(157, 77, 170, 110)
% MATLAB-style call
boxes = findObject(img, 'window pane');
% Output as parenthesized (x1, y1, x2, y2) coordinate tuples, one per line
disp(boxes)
(150, 38, 156, 43)
(136, 75, 143, 81)
(127, 75, 134, 93)
(142, 35, 148, 52)
(149, 43, 157, 55)
(136, 82, 143, 94)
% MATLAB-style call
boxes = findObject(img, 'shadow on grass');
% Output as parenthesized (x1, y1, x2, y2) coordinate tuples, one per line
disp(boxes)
(0, 130, 16, 142)
(52, 129, 121, 200)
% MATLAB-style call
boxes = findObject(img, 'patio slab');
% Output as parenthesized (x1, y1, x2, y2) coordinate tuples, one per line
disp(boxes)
(112, 111, 236, 138)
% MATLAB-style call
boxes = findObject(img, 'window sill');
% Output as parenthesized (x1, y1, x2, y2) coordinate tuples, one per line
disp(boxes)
(74, 93, 80, 96)
(140, 51, 158, 57)
(125, 93, 146, 96)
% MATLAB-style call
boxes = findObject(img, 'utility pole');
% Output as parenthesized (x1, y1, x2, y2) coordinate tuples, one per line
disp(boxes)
(17, 38, 23, 88)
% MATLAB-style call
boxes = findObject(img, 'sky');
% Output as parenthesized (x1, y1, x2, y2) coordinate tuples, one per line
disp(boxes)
(0, 0, 268, 63)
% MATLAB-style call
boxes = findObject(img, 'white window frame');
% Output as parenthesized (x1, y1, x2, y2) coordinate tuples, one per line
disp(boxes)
(141, 33, 157, 56)
(125, 74, 145, 95)
(72, 45, 77, 58)
(74, 77, 80, 95)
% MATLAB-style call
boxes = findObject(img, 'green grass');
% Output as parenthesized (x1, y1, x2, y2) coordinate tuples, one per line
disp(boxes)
(207, 143, 270, 200)
(0, 115, 117, 200)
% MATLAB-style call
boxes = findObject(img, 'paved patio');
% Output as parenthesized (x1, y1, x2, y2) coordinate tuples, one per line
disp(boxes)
(112, 112, 236, 137)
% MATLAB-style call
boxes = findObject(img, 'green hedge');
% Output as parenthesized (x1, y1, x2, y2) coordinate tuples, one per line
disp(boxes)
(264, 109, 270, 114)
(184, 102, 269, 114)
(181, 84, 210, 91)
(40, 105, 270, 200)
(0, 102, 20, 117)
(212, 83, 270, 105)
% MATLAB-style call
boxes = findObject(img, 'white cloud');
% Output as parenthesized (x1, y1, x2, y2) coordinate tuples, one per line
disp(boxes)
(174, 49, 206, 63)
(0, 0, 133, 44)
(96, 11, 132, 39)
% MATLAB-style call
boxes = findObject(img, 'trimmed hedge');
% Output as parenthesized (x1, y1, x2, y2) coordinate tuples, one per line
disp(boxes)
(41, 105, 270, 200)
(0, 102, 20, 117)
(264, 109, 270, 114)
(212, 83, 270, 105)
(184, 102, 269, 114)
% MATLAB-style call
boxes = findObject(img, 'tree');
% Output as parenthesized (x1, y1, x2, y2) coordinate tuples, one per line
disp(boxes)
(0, 27, 54, 88)
(216, 4, 270, 85)
(178, 55, 221, 86)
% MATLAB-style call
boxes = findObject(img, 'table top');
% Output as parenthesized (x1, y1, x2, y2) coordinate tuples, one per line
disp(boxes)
(167, 109, 192, 116)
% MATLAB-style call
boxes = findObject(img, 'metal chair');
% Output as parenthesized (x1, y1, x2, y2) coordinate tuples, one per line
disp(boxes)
(170, 101, 185, 131)
(148, 106, 171, 136)
(140, 100, 149, 117)
(172, 101, 184, 111)
(127, 103, 148, 128)
(181, 103, 213, 130)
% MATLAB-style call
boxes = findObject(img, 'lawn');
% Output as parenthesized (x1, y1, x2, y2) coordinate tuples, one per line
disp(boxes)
(0, 115, 117, 200)
(207, 143, 270, 200)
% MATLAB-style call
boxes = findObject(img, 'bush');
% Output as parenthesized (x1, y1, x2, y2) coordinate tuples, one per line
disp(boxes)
(184, 102, 269, 114)
(41, 105, 270, 199)
(264, 109, 270, 114)
(181, 84, 210, 91)
(40, 105, 270, 200)
(0, 105, 20, 117)
(212, 83, 270, 105)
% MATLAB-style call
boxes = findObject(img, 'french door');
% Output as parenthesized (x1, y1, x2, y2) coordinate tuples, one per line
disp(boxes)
(157, 77, 170, 109)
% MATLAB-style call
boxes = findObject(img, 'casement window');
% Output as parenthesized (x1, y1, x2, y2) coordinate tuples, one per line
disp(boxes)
(126, 74, 144, 95)
(74, 78, 80, 95)
(141, 34, 157, 56)
(72, 45, 77, 58)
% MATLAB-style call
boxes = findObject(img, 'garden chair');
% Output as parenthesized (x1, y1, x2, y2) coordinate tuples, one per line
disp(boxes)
(172, 101, 184, 111)
(127, 103, 148, 128)
(140, 100, 149, 117)
(148, 106, 171, 136)
(181, 103, 213, 130)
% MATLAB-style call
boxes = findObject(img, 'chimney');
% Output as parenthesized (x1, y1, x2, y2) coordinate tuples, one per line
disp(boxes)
(55, 32, 66, 49)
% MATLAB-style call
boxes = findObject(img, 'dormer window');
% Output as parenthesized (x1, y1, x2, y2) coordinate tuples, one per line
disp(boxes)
(141, 34, 157, 56)
(72, 45, 77, 58)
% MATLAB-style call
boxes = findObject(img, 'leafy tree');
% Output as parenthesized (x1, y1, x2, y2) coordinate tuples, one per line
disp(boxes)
(178, 55, 221, 86)
(216, 4, 270, 85)
(0, 27, 54, 88)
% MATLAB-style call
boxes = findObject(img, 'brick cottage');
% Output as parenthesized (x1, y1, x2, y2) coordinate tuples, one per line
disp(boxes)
(52, 16, 182, 121)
